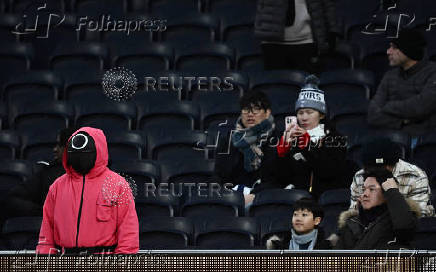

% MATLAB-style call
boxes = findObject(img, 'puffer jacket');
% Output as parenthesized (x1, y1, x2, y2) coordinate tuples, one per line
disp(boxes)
(254, 0, 340, 53)
(335, 188, 420, 250)
(36, 127, 139, 254)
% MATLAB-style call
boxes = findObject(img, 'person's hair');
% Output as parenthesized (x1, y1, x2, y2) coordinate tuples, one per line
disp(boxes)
(362, 167, 393, 185)
(293, 198, 324, 219)
(58, 128, 76, 148)
(239, 91, 271, 111)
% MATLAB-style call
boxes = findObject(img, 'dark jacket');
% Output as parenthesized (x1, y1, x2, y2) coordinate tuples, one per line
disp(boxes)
(335, 188, 420, 250)
(212, 124, 285, 194)
(6, 161, 65, 218)
(266, 228, 332, 249)
(275, 127, 358, 199)
(368, 61, 436, 136)
(254, 0, 340, 53)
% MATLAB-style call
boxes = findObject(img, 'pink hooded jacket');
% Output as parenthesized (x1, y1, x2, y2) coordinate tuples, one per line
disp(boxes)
(36, 127, 139, 254)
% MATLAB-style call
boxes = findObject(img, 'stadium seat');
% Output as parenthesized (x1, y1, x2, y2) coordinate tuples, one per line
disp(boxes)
(20, 131, 57, 162)
(0, 102, 6, 129)
(136, 100, 200, 131)
(0, 159, 33, 197)
(110, 160, 161, 197)
(112, 42, 173, 74)
(235, 42, 264, 72)
(249, 189, 312, 217)
(220, 13, 255, 43)
(0, 130, 20, 160)
(74, 99, 137, 132)
(0, 14, 20, 42)
(0, 43, 33, 87)
(105, 130, 146, 160)
(319, 41, 357, 70)
(320, 69, 375, 103)
(103, 15, 153, 45)
(181, 189, 244, 217)
(71, 0, 126, 16)
(63, 71, 103, 100)
(259, 216, 292, 247)
(195, 217, 258, 249)
(174, 43, 234, 71)
(205, 0, 257, 21)
(160, 159, 214, 184)
(149, 0, 201, 17)
(413, 217, 436, 250)
(187, 71, 247, 99)
(11, 0, 65, 12)
(146, 128, 207, 161)
(139, 217, 193, 249)
(413, 133, 436, 184)
(157, 13, 219, 47)
(358, 39, 390, 84)
(10, 101, 74, 135)
(319, 188, 351, 237)
(3, 70, 63, 106)
(196, 91, 240, 130)
(135, 193, 180, 217)
(330, 99, 370, 138)
(49, 42, 108, 76)
(1, 217, 42, 250)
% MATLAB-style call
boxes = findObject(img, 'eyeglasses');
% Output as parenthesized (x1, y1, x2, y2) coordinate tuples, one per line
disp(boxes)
(241, 107, 263, 115)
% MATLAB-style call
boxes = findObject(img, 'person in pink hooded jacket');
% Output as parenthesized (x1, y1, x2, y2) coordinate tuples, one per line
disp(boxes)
(36, 127, 139, 254)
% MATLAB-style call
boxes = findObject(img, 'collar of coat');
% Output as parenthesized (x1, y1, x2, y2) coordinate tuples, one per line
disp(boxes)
(337, 198, 421, 229)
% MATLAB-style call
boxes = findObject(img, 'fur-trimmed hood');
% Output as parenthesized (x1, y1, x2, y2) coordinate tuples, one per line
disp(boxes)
(338, 198, 421, 229)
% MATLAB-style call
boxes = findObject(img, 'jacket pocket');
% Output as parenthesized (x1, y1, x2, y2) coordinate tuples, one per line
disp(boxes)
(96, 200, 113, 222)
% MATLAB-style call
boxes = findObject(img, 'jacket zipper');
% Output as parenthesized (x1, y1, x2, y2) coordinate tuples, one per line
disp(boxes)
(75, 175, 86, 247)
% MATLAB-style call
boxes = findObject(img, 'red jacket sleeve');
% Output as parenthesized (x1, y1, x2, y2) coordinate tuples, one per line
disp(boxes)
(114, 186, 139, 254)
(36, 186, 58, 254)
(277, 135, 291, 157)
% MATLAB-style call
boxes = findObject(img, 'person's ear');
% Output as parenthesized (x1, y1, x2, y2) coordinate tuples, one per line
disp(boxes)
(319, 113, 325, 120)
(266, 109, 272, 117)
(314, 216, 321, 226)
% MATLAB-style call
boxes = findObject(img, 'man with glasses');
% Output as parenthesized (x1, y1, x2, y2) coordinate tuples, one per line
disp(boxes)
(336, 168, 419, 249)
(212, 91, 282, 204)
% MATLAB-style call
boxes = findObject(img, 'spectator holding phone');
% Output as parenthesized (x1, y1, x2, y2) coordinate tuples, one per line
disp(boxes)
(335, 168, 419, 249)
(275, 75, 358, 199)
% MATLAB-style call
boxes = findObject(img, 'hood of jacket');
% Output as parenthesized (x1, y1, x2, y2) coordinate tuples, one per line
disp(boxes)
(338, 198, 421, 229)
(63, 127, 108, 179)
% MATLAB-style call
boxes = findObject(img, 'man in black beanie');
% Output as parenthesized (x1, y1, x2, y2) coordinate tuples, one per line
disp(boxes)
(349, 137, 434, 217)
(368, 28, 436, 136)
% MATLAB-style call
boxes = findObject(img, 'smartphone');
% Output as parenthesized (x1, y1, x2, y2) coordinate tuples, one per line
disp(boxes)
(285, 116, 297, 130)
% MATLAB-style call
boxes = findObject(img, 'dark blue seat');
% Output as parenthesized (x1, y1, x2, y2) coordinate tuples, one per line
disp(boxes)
(112, 42, 173, 74)
(181, 190, 244, 217)
(63, 71, 102, 100)
(3, 70, 63, 106)
(330, 100, 370, 138)
(103, 14, 154, 45)
(10, 101, 74, 135)
(49, 42, 108, 76)
(149, 0, 201, 17)
(195, 217, 258, 249)
(71, 0, 126, 16)
(146, 128, 207, 161)
(1, 217, 42, 250)
(74, 99, 137, 132)
(319, 188, 351, 237)
(175, 43, 234, 71)
(139, 217, 193, 249)
(196, 92, 240, 130)
(0, 101, 6, 129)
(0, 43, 33, 88)
(20, 131, 57, 162)
(0, 130, 20, 160)
(249, 189, 312, 217)
(158, 13, 218, 47)
(0, 159, 33, 197)
(187, 71, 247, 99)
(135, 193, 179, 217)
(160, 159, 214, 184)
(205, 0, 257, 21)
(357, 38, 390, 84)
(105, 130, 146, 161)
(319, 41, 357, 70)
(0, 14, 20, 42)
(320, 69, 375, 104)
(11, 0, 65, 12)
(136, 100, 200, 131)
(259, 216, 292, 247)
(413, 133, 436, 184)
(235, 41, 264, 72)
(413, 217, 436, 249)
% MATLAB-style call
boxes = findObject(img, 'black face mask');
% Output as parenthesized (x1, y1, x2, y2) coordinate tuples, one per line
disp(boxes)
(67, 131, 97, 175)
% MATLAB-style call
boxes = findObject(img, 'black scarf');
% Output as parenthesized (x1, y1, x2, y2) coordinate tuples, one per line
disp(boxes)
(359, 203, 388, 227)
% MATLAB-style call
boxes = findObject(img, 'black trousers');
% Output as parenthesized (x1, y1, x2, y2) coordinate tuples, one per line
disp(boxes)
(261, 42, 321, 74)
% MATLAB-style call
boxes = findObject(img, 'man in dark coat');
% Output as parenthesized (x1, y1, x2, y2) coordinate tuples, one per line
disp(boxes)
(336, 168, 419, 249)
(254, 0, 340, 73)
(5, 128, 75, 217)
